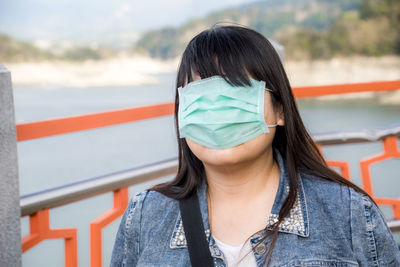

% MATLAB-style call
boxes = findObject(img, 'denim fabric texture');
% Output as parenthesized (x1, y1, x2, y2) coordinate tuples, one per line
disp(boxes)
(110, 148, 400, 266)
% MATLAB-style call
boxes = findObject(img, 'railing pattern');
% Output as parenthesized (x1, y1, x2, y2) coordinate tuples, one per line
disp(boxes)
(316, 126, 400, 219)
(18, 80, 400, 267)
(22, 209, 77, 266)
(360, 137, 400, 218)
(90, 188, 128, 267)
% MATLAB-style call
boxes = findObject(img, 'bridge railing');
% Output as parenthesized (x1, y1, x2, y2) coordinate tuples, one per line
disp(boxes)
(19, 125, 400, 267)
(1, 71, 399, 267)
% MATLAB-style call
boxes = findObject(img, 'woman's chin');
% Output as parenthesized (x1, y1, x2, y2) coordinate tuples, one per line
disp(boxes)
(185, 133, 274, 167)
(204, 150, 246, 166)
(186, 139, 250, 166)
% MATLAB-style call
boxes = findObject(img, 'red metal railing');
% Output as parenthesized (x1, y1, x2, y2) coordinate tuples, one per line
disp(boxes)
(16, 102, 174, 141)
(90, 188, 129, 267)
(22, 209, 77, 266)
(18, 80, 400, 267)
(360, 137, 400, 218)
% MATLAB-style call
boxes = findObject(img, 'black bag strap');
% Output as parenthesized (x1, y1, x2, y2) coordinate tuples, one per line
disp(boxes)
(179, 191, 214, 267)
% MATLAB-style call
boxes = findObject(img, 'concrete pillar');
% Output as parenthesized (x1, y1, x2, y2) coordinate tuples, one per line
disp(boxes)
(0, 64, 21, 266)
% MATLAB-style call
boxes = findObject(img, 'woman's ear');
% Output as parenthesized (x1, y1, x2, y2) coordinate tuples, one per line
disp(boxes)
(276, 104, 285, 126)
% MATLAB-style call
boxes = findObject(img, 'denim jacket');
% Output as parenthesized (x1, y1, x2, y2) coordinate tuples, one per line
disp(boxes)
(110, 149, 400, 266)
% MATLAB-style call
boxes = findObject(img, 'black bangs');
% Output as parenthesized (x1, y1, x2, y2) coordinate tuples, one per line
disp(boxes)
(177, 24, 288, 102)
(182, 25, 262, 88)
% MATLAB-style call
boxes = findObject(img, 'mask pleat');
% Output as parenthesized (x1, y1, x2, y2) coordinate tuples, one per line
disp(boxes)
(178, 75, 271, 149)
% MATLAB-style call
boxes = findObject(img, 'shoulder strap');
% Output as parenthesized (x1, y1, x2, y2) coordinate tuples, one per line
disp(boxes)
(179, 191, 214, 267)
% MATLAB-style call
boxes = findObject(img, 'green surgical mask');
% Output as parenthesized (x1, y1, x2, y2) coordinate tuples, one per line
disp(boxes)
(178, 75, 277, 149)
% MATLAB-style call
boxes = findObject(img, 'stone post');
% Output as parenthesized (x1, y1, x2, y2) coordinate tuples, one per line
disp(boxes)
(0, 64, 21, 266)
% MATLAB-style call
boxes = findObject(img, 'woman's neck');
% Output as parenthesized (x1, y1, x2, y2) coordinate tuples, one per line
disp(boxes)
(204, 148, 279, 205)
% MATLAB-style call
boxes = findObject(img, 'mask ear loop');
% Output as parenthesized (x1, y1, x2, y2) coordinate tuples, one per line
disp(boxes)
(265, 88, 278, 128)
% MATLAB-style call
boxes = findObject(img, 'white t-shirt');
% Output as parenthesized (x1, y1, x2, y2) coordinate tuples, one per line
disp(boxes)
(213, 236, 258, 267)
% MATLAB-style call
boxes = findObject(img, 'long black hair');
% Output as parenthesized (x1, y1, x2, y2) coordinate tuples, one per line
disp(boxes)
(150, 23, 375, 266)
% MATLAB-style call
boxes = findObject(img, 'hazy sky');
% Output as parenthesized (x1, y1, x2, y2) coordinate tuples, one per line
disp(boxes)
(0, 0, 258, 41)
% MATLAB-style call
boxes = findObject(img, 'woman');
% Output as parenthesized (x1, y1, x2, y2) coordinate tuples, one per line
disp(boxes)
(110, 24, 400, 266)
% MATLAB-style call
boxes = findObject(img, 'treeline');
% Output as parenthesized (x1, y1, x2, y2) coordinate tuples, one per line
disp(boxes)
(277, 0, 400, 60)
(0, 34, 56, 62)
(133, 0, 363, 60)
(1, 0, 398, 62)
(0, 34, 117, 63)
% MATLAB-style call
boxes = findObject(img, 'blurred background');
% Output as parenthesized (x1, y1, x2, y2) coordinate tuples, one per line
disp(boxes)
(0, 0, 399, 266)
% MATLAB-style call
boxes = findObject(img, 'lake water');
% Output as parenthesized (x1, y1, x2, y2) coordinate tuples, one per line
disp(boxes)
(13, 72, 400, 266)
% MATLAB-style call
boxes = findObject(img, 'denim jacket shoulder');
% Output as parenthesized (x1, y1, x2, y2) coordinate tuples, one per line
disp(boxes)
(111, 189, 190, 267)
(348, 186, 400, 266)
(110, 150, 400, 267)
(110, 190, 148, 266)
(300, 171, 399, 266)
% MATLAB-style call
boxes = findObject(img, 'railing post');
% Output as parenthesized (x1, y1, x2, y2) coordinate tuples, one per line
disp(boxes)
(0, 64, 21, 266)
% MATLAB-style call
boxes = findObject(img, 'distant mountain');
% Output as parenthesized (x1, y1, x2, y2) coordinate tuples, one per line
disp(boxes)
(0, 33, 118, 62)
(132, 0, 362, 59)
(0, 33, 57, 62)
(278, 0, 400, 59)
(2, 0, 398, 62)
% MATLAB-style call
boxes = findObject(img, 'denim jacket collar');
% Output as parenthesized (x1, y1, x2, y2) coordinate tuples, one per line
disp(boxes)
(169, 148, 309, 255)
